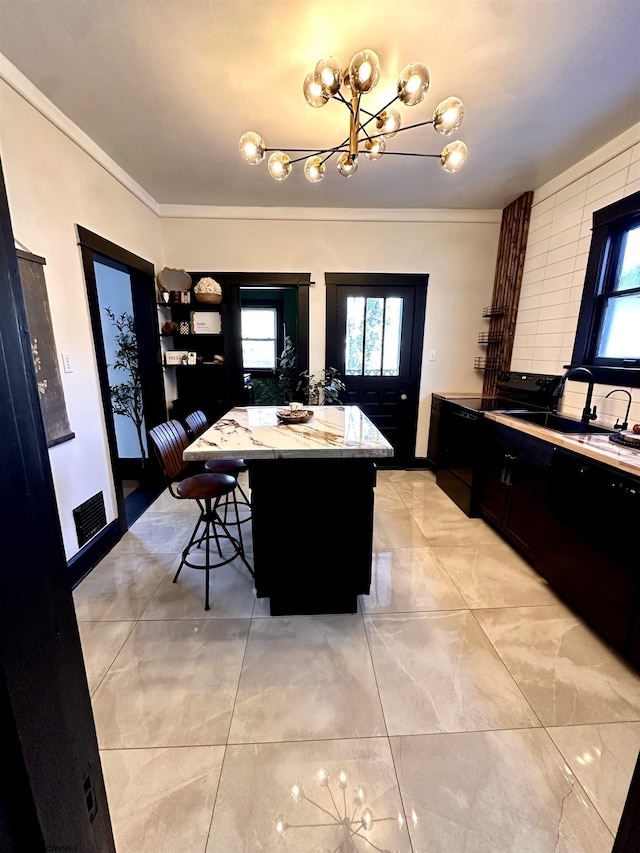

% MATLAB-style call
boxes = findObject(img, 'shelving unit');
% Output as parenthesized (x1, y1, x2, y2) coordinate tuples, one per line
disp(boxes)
(475, 303, 506, 374)
(158, 292, 232, 422)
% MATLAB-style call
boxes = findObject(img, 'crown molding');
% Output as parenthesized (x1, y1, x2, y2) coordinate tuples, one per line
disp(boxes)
(157, 204, 502, 223)
(533, 123, 640, 205)
(0, 53, 159, 215)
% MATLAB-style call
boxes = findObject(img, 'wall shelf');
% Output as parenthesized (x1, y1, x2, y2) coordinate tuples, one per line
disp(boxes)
(482, 304, 505, 318)
(474, 356, 502, 371)
(478, 331, 504, 344)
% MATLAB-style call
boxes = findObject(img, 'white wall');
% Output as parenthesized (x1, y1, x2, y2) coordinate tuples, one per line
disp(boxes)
(513, 124, 640, 427)
(161, 213, 501, 457)
(0, 80, 163, 559)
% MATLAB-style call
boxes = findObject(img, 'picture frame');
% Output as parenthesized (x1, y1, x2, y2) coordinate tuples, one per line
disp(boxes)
(165, 350, 190, 365)
(191, 311, 222, 334)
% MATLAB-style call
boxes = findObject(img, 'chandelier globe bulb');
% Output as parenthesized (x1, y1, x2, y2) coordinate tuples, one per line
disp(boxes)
(364, 136, 386, 161)
(268, 151, 292, 180)
(397, 61, 429, 106)
(348, 49, 380, 94)
(337, 152, 359, 177)
(315, 56, 343, 97)
(239, 131, 265, 165)
(303, 72, 329, 108)
(376, 108, 401, 139)
(440, 140, 468, 172)
(433, 97, 464, 136)
(304, 156, 326, 183)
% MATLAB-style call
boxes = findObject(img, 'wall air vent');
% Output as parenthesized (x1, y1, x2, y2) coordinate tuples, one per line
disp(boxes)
(73, 492, 107, 548)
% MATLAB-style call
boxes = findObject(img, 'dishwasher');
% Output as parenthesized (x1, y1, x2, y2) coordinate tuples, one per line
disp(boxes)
(435, 372, 561, 515)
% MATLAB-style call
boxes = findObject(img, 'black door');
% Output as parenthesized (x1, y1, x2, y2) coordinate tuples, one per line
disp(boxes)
(78, 228, 166, 532)
(326, 273, 427, 467)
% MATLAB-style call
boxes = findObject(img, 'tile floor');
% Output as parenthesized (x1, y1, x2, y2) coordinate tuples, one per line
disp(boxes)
(74, 469, 640, 853)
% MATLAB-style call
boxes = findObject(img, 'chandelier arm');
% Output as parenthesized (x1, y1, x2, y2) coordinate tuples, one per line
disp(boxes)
(264, 147, 344, 154)
(366, 119, 435, 142)
(358, 94, 401, 133)
(325, 785, 342, 819)
(285, 821, 340, 829)
(364, 151, 441, 158)
(304, 792, 342, 822)
(335, 90, 354, 114)
(350, 828, 393, 853)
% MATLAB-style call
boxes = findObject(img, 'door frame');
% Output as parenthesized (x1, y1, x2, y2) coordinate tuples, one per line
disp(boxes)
(1, 162, 115, 850)
(78, 226, 166, 533)
(198, 271, 311, 401)
(325, 272, 427, 466)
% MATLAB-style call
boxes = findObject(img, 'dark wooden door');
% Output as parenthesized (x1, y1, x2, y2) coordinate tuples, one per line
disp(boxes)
(326, 274, 427, 467)
(0, 161, 115, 850)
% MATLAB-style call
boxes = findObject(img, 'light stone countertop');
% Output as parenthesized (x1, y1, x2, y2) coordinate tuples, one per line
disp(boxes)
(485, 412, 640, 479)
(183, 405, 395, 461)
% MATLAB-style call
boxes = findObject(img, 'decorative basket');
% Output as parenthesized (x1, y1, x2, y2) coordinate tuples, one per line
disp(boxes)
(194, 277, 223, 304)
(276, 409, 314, 424)
(194, 291, 223, 304)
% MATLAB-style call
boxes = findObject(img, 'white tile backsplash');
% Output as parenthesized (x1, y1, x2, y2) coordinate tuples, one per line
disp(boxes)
(548, 224, 581, 251)
(513, 129, 639, 417)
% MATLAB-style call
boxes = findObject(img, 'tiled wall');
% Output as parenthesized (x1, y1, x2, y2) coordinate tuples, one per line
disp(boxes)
(512, 131, 640, 429)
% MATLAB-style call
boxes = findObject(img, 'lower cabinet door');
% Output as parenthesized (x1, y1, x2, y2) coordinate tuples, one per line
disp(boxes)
(543, 449, 637, 651)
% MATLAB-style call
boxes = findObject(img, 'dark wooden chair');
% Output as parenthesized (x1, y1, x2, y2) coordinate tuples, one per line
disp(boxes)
(148, 420, 253, 610)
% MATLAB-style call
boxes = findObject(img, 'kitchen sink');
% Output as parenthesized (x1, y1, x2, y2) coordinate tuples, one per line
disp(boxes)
(504, 410, 615, 434)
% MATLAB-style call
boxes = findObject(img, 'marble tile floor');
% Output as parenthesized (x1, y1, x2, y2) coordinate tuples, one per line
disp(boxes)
(73, 469, 640, 853)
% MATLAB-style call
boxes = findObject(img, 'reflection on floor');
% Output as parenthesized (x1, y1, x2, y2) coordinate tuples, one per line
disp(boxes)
(121, 479, 141, 499)
(74, 470, 640, 852)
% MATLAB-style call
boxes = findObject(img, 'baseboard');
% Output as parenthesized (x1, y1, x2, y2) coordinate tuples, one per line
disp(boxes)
(67, 519, 121, 588)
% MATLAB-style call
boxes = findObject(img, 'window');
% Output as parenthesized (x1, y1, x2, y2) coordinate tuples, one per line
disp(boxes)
(345, 296, 403, 376)
(241, 307, 278, 369)
(571, 190, 640, 387)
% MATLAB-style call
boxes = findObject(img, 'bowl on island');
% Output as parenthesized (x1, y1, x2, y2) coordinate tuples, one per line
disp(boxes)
(276, 409, 313, 424)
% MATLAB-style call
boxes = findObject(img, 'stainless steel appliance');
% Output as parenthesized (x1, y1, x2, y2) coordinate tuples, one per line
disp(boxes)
(435, 372, 562, 515)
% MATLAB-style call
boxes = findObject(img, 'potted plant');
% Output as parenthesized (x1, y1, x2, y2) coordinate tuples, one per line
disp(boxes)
(104, 307, 146, 462)
(299, 367, 346, 405)
(274, 336, 302, 404)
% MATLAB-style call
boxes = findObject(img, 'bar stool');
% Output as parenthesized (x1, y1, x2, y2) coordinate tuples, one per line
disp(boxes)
(183, 410, 252, 526)
(148, 420, 254, 610)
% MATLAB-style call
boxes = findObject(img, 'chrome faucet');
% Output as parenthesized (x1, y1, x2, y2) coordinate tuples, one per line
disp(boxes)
(553, 367, 597, 424)
(604, 388, 632, 430)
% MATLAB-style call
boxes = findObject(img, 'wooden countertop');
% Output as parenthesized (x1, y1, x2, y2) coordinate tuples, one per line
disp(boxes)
(183, 405, 394, 461)
(484, 412, 640, 479)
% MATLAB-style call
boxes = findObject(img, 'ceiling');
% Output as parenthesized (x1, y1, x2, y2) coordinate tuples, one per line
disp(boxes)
(1, 0, 639, 211)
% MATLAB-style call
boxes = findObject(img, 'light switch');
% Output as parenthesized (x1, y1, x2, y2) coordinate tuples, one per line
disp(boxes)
(429, 349, 436, 362)
(62, 352, 73, 373)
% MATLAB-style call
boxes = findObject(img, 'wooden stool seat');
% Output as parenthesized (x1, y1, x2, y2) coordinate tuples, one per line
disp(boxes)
(176, 472, 236, 500)
(204, 459, 248, 476)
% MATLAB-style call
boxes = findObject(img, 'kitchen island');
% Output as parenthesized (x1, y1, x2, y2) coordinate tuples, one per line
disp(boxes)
(183, 406, 394, 615)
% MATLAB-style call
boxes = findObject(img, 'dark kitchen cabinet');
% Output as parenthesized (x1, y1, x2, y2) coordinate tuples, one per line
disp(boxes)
(544, 449, 640, 652)
(477, 421, 640, 663)
(476, 421, 554, 561)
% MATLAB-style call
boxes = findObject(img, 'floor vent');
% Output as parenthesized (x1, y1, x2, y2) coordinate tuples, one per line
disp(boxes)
(73, 492, 107, 548)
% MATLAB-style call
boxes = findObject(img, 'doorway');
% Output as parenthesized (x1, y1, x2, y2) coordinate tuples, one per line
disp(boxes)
(78, 227, 165, 530)
(325, 273, 427, 467)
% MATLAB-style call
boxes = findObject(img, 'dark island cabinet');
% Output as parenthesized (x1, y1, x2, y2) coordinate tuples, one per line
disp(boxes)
(476, 421, 640, 664)
(476, 421, 554, 562)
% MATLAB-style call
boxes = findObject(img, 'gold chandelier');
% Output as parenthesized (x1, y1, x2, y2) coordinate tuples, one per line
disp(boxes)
(239, 48, 467, 183)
